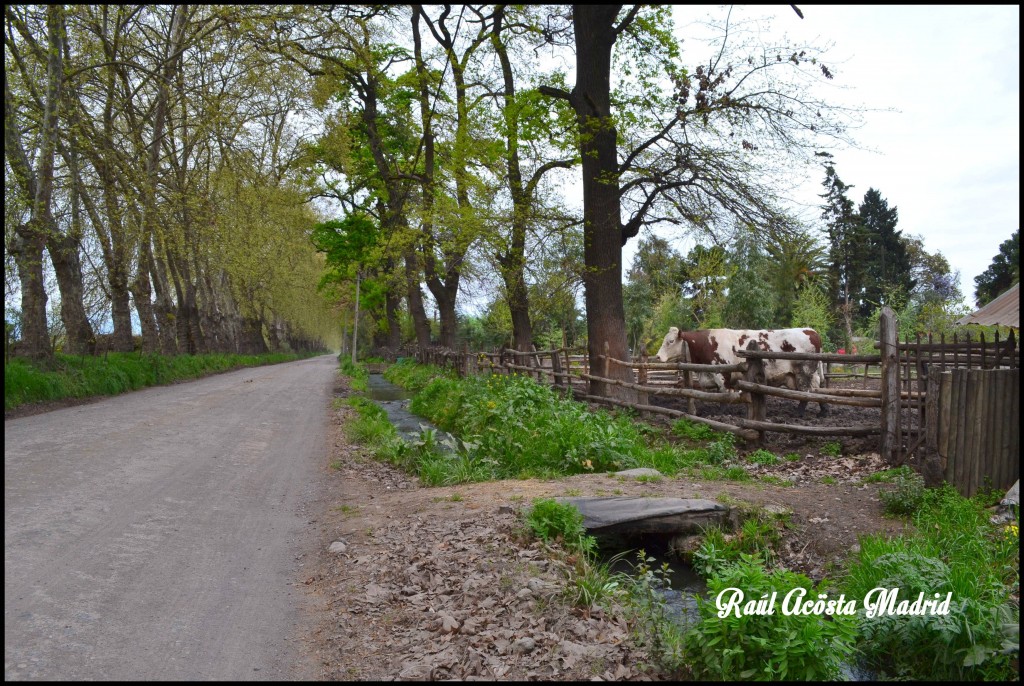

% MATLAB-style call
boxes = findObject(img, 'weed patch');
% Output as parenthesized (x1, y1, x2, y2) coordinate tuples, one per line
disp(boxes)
(841, 484, 1019, 680)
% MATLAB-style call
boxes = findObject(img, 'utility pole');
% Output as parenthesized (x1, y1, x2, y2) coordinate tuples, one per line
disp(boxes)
(351, 270, 360, 365)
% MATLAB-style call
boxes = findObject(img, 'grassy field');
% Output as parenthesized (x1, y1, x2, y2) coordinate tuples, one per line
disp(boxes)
(5, 351, 318, 411)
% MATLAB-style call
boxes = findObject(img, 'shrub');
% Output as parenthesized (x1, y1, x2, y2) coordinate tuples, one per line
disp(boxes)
(821, 441, 842, 457)
(687, 558, 856, 681)
(339, 357, 368, 391)
(524, 498, 596, 557)
(672, 418, 721, 442)
(880, 468, 926, 516)
(746, 449, 780, 465)
(842, 484, 1019, 680)
(692, 516, 781, 578)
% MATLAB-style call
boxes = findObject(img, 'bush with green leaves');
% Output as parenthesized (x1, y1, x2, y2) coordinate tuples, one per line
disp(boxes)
(343, 396, 408, 466)
(524, 498, 596, 557)
(687, 557, 857, 681)
(821, 441, 842, 457)
(879, 468, 926, 516)
(672, 418, 722, 442)
(843, 484, 1019, 680)
(692, 517, 781, 578)
(408, 372, 654, 479)
(745, 449, 780, 465)
(339, 357, 368, 391)
(383, 359, 452, 391)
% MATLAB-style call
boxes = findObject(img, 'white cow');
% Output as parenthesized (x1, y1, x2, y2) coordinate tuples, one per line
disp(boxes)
(656, 327, 828, 417)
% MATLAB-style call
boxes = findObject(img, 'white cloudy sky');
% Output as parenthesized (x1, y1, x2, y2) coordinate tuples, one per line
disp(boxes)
(629, 4, 1019, 307)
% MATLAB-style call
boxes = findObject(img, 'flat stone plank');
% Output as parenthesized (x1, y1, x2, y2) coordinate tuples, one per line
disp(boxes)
(556, 496, 729, 535)
(614, 468, 663, 478)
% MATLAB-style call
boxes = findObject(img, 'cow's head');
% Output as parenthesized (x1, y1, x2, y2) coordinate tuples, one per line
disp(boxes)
(655, 327, 686, 362)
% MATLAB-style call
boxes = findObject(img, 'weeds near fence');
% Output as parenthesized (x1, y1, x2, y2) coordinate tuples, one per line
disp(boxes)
(379, 363, 773, 486)
(842, 484, 1019, 680)
(5, 351, 315, 411)
(686, 558, 856, 681)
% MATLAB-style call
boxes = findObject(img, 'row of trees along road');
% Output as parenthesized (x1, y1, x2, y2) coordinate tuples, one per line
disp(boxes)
(277, 5, 872, 400)
(7, 6, 976, 402)
(5, 5, 342, 362)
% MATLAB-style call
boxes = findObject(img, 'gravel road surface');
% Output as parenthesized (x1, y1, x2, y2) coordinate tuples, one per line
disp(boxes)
(4, 354, 337, 680)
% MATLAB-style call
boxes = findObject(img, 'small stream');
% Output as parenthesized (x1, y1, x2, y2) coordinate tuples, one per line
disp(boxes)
(365, 373, 452, 443)
(595, 533, 707, 625)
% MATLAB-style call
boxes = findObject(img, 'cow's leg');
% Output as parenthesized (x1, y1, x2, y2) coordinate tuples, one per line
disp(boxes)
(782, 375, 810, 418)
(811, 362, 829, 417)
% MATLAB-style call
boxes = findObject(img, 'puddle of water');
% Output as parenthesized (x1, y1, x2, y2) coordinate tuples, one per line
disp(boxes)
(366, 373, 415, 402)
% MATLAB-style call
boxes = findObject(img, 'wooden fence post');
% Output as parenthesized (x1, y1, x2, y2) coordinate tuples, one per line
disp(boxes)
(880, 306, 899, 463)
(922, 365, 944, 486)
(638, 350, 649, 408)
(682, 338, 696, 415)
(551, 349, 563, 389)
(744, 339, 765, 446)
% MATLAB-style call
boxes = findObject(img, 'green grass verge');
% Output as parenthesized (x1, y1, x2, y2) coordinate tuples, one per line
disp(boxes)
(379, 363, 757, 486)
(5, 351, 316, 411)
(339, 356, 368, 391)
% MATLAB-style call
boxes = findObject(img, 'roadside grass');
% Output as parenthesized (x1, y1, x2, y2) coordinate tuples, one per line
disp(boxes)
(4, 351, 316, 411)
(377, 363, 767, 487)
(339, 357, 368, 391)
(342, 396, 407, 466)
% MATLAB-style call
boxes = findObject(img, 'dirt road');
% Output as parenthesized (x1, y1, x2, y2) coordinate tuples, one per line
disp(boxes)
(4, 354, 338, 680)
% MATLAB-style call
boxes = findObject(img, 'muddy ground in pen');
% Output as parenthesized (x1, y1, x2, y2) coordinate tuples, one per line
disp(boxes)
(298, 374, 906, 681)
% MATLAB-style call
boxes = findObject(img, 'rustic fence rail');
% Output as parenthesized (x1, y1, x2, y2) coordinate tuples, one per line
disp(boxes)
(409, 317, 1017, 495)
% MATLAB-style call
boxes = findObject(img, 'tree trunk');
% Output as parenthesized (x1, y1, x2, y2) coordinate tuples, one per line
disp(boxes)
(404, 249, 432, 348)
(4, 6, 68, 363)
(10, 231, 52, 361)
(47, 232, 96, 355)
(433, 285, 458, 349)
(506, 270, 534, 352)
(385, 287, 402, 349)
(150, 244, 179, 354)
(131, 243, 160, 353)
(572, 6, 636, 399)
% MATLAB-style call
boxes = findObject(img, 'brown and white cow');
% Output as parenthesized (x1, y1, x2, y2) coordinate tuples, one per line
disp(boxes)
(655, 327, 828, 417)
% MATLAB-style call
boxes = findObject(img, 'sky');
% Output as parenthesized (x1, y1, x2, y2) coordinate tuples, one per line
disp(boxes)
(621, 4, 1019, 308)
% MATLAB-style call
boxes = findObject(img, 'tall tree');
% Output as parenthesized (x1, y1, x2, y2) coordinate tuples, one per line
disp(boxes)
(819, 162, 865, 349)
(538, 5, 637, 397)
(539, 6, 856, 397)
(974, 229, 1019, 306)
(5, 5, 76, 359)
(488, 4, 576, 351)
(858, 187, 912, 318)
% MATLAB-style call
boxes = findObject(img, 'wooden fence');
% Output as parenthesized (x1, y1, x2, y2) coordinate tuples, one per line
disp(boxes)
(413, 313, 1018, 495)
(878, 321, 1019, 495)
(416, 340, 882, 446)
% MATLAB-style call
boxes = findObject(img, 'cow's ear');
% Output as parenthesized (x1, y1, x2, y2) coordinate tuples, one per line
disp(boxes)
(676, 329, 683, 341)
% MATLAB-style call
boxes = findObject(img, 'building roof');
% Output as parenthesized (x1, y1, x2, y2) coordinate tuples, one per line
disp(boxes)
(957, 283, 1019, 328)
